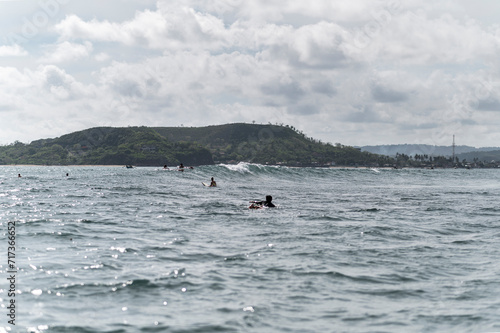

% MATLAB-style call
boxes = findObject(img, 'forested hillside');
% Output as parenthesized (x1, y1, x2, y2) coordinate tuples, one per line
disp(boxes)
(0, 127, 213, 166)
(0, 123, 393, 167)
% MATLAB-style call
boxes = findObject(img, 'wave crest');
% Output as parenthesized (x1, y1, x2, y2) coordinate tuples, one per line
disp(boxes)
(219, 162, 273, 174)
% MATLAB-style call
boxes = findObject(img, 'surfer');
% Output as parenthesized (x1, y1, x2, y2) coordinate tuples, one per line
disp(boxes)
(163, 165, 169, 170)
(250, 195, 276, 208)
(209, 177, 216, 187)
(178, 163, 184, 171)
(18, 173, 21, 178)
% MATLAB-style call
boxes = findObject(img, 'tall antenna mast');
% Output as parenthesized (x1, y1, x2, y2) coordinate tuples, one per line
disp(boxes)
(452, 134, 456, 164)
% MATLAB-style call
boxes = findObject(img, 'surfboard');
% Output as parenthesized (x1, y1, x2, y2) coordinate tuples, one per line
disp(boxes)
(202, 182, 209, 186)
(248, 203, 263, 209)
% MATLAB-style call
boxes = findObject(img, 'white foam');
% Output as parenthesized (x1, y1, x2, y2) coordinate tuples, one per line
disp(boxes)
(220, 162, 253, 173)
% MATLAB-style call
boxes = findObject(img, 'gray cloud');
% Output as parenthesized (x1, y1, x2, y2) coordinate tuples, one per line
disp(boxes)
(260, 80, 305, 102)
(112, 80, 143, 98)
(343, 105, 385, 123)
(311, 80, 337, 97)
(474, 97, 500, 111)
(371, 85, 409, 103)
(288, 104, 320, 116)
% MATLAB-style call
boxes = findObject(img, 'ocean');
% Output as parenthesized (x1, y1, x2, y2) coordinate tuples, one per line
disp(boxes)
(1, 164, 500, 333)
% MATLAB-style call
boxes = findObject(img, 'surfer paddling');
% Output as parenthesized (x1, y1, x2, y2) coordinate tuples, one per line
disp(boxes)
(249, 195, 276, 209)
(178, 163, 194, 171)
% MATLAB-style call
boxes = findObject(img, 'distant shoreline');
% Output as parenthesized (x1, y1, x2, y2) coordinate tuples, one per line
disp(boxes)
(0, 162, 490, 170)
(0, 165, 127, 167)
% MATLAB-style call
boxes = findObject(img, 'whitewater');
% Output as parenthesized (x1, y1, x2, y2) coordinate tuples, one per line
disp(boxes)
(1, 164, 499, 332)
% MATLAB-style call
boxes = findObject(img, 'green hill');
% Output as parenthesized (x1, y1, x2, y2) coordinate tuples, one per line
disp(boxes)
(0, 123, 393, 166)
(0, 127, 213, 166)
(456, 150, 500, 164)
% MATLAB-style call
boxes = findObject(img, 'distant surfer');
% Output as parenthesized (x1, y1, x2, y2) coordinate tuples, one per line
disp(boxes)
(18, 173, 21, 178)
(163, 165, 169, 170)
(178, 163, 184, 171)
(209, 177, 216, 187)
(249, 195, 276, 208)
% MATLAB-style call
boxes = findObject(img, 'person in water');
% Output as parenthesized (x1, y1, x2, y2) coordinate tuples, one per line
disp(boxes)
(209, 177, 216, 187)
(252, 195, 276, 208)
(163, 165, 169, 170)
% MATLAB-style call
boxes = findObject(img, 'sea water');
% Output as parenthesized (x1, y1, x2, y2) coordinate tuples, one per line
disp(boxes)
(1, 164, 500, 332)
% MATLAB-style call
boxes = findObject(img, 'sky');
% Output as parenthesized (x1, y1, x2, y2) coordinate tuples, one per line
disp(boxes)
(1, 0, 500, 147)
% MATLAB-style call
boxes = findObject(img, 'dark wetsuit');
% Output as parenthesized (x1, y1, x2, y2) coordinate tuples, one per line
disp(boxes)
(255, 200, 275, 208)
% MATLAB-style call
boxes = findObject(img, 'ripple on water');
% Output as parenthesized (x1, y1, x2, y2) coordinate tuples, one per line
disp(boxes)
(5, 166, 500, 333)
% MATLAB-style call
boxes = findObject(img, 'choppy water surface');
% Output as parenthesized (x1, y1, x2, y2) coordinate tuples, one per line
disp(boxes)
(1, 164, 500, 332)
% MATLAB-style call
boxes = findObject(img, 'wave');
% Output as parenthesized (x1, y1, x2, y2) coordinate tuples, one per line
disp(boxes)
(218, 162, 285, 175)
(48, 326, 102, 333)
(204, 162, 344, 182)
(206, 163, 402, 182)
(219, 162, 262, 174)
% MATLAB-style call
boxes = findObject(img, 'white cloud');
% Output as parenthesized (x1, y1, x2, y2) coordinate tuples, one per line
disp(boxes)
(375, 12, 500, 65)
(2, 0, 500, 148)
(39, 41, 93, 63)
(94, 52, 110, 62)
(233, 0, 383, 23)
(0, 44, 28, 57)
(55, 7, 230, 51)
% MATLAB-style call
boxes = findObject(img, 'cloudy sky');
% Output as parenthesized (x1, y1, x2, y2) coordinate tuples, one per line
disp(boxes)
(1, 0, 500, 147)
